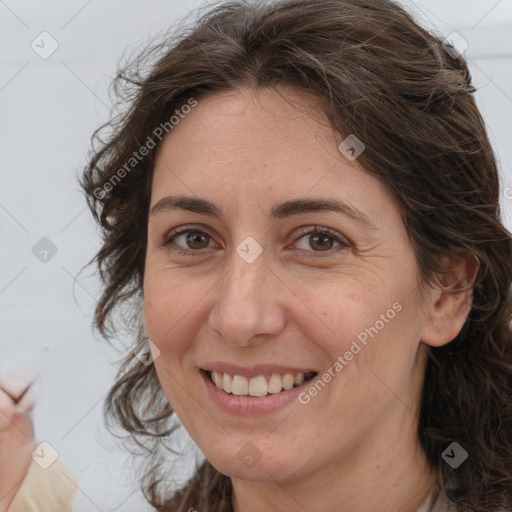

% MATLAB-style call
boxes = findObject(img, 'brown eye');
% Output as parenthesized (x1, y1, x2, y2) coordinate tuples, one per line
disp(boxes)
(161, 224, 350, 258)
(308, 232, 335, 251)
(183, 231, 211, 250)
(294, 226, 350, 258)
(162, 226, 215, 255)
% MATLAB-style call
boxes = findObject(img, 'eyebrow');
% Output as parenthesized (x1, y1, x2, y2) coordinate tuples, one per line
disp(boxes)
(150, 195, 377, 229)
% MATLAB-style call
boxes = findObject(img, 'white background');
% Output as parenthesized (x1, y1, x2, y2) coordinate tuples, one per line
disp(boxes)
(1, 0, 511, 510)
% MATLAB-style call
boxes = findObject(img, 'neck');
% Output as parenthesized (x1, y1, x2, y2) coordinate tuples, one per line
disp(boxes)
(231, 398, 438, 512)
(232, 444, 437, 512)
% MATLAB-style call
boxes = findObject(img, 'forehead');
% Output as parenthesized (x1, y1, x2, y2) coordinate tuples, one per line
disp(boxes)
(154, 85, 338, 166)
(150, 86, 394, 227)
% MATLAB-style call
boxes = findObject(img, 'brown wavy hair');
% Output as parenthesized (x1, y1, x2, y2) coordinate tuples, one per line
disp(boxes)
(80, 0, 512, 510)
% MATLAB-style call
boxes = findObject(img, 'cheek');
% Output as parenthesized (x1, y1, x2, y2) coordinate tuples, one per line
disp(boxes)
(143, 280, 169, 337)
(143, 269, 217, 378)
(293, 279, 397, 354)
(143, 275, 192, 357)
(294, 274, 421, 391)
(144, 287, 195, 410)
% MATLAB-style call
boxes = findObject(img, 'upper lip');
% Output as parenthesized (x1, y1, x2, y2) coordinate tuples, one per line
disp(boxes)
(201, 363, 317, 378)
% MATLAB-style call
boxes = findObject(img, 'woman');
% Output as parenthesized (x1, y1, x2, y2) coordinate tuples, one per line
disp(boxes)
(4, 0, 512, 511)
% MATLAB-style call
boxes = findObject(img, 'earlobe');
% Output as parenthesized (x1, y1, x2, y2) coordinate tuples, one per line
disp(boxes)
(420, 252, 480, 348)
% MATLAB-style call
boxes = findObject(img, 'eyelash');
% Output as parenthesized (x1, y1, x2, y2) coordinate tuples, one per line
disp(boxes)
(160, 225, 350, 259)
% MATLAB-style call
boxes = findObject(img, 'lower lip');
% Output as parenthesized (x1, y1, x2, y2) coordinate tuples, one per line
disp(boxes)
(200, 370, 313, 416)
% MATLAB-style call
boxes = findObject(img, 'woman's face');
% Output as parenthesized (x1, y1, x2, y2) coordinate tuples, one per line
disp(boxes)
(143, 85, 433, 483)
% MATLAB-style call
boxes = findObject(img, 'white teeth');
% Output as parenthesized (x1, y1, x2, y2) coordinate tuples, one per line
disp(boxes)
(249, 376, 268, 397)
(208, 370, 311, 397)
(268, 374, 282, 393)
(222, 372, 232, 393)
(282, 373, 294, 390)
(232, 375, 249, 395)
(213, 371, 223, 388)
(294, 373, 304, 386)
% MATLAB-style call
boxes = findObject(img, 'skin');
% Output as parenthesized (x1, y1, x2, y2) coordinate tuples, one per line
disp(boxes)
(0, 382, 35, 512)
(144, 85, 478, 512)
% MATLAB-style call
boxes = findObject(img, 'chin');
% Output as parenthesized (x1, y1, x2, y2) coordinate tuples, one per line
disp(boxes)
(211, 457, 299, 483)
(202, 438, 309, 484)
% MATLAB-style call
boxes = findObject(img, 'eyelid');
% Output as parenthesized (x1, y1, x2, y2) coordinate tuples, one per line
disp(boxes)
(160, 224, 218, 249)
(160, 224, 351, 256)
(293, 225, 350, 246)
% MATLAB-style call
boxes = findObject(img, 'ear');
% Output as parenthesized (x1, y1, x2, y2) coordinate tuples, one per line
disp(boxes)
(420, 251, 480, 348)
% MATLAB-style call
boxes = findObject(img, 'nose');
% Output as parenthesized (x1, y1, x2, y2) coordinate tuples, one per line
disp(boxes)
(208, 246, 286, 348)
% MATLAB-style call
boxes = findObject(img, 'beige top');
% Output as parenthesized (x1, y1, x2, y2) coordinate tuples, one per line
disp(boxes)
(7, 457, 79, 512)
(417, 483, 451, 512)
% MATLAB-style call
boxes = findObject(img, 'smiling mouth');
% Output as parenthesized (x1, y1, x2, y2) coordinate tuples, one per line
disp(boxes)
(203, 369, 317, 397)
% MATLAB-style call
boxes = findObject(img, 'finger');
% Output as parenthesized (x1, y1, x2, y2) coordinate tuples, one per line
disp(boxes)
(0, 389, 18, 431)
(0, 378, 34, 401)
(0, 382, 35, 420)
(14, 387, 35, 413)
(0, 388, 16, 413)
(0, 392, 35, 439)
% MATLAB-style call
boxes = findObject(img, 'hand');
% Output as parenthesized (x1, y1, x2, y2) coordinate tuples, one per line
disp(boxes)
(0, 379, 36, 512)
